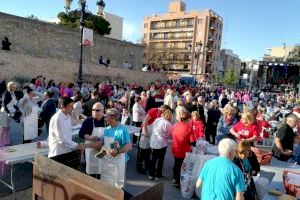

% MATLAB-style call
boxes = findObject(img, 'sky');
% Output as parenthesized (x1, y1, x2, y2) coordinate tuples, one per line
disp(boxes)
(1, 0, 300, 60)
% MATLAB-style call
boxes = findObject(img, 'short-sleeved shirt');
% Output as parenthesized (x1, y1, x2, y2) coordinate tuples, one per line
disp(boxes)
(147, 108, 162, 126)
(232, 122, 259, 140)
(104, 124, 131, 161)
(78, 117, 105, 139)
(272, 123, 295, 161)
(199, 156, 246, 200)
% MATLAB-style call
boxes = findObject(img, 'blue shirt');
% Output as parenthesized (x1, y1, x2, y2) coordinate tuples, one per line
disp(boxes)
(104, 124, 131, 161)
(199, 156, 246, 200)
(242, 158, 252, 172)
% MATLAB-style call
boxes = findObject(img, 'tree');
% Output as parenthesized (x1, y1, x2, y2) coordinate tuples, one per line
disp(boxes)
(212, 71, 223, 85)
(27, 15, 39, 20)
(57, 10, 111, 35)
(223, 69, 238, 87)
(287, 46, 300, 62)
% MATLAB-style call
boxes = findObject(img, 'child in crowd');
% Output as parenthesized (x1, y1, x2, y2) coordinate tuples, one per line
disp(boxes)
(189, 111, 205, 146)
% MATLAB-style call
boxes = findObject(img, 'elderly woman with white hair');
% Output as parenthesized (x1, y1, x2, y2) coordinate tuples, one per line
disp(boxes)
(0, 82, 20, 146)
(196, 138, 246, 200)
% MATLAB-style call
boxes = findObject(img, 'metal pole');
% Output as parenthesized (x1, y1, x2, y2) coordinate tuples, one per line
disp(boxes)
(248, 64, 253, 92)
(78, 1, 86, 87)
(196, 54, 199, 76)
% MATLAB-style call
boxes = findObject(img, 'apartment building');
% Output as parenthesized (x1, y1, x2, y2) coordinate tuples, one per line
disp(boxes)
(142, 1, 223, 79)
(220, 49, 241, 73)
(263, 44, 298, 62)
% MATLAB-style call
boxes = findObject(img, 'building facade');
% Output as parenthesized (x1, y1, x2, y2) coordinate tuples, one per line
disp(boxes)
(263, 44, 297, 62)
(142, 1, 223, 79)
(219, 49, 241, 73)
(103, 12, 123, 41)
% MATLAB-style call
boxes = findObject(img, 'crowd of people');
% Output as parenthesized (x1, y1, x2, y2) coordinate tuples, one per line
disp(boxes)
(0, 75, 299, 199)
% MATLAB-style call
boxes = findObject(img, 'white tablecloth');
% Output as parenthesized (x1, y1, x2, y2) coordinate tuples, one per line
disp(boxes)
(0, 142, 48, 165)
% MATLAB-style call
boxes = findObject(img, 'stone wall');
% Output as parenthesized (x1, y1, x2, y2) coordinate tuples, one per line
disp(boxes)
(0, 12, 166, 86)
(0, 50, 165, 87)
(0, 12, 142, 69)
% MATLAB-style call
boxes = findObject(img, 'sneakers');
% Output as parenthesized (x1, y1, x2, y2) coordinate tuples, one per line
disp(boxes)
(148, 175, 166, 180)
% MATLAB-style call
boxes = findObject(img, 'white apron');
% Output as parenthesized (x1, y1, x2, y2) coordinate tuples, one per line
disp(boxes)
(23, 104, 38, 141)
(85, 120, 105, 175)
(101, 135, 126, 189)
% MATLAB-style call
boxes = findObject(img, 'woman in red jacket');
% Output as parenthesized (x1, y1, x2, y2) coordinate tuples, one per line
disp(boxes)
(230, 111, 259, 143)
(172, 107, 192, 188)
(189, 111, 205, 146)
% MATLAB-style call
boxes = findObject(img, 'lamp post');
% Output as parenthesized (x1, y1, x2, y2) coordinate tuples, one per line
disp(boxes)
(188, 41, 210, 76)
(64, 0, 105, 87)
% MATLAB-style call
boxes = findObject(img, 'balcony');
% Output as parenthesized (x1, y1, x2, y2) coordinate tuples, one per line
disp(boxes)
(205, 66, 213, 73)
(150, 36, 193, 41)
(149, 47, 190, 52)
(207, 49, 213, 54)
(209, 25, 216, 31)
(150, 23, 194, 30)
(208, 37, 215, 42)
(210, 15, 217, 20)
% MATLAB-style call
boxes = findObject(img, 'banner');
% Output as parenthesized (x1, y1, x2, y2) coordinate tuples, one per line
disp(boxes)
(82, 28, 93, 46)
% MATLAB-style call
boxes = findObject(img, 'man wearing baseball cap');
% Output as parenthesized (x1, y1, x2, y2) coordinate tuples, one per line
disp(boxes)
(102, 108, 132, 188)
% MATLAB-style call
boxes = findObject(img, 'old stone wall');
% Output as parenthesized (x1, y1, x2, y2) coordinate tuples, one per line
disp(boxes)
(0, 51, 165, 87)
(0, 12, 142, 69)
(0, 12, 166, 86)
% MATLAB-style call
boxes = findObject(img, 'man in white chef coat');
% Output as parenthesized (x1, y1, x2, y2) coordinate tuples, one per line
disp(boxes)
(48, 96, 84, 158)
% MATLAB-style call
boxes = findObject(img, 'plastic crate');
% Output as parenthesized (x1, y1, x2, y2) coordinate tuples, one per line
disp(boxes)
(251, 147, 273, 165)
(283, 170, 300, 198)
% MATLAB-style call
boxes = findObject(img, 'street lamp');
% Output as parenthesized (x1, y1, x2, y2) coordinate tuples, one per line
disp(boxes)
(188, 41, 210, 75)
(64, 0, 105, 87)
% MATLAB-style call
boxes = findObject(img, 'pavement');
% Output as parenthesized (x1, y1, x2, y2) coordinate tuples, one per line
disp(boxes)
(0, 120, 194, 200)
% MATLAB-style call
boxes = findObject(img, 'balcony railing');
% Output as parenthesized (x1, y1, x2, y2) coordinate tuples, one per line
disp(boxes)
(150, 24, 194, 30)
(209, 25, 216, 31)
(150, 36, 193, 40)
(208, 37, 215, 42)
(149, 47, 190, 51)
(159, 58, 191, 62)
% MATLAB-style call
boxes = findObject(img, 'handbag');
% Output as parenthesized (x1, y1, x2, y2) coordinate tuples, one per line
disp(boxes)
(12, 110, 22, 123)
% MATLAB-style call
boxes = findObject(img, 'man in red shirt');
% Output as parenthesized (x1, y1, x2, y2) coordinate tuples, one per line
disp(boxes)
(136, 105, 172, 174)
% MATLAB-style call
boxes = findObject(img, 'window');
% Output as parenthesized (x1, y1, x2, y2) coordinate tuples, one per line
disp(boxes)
(198, 18, 203, 24)
(143, 53, 147, 58)
(144, 23, 148, 28)
(144, 33, 148, 39)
